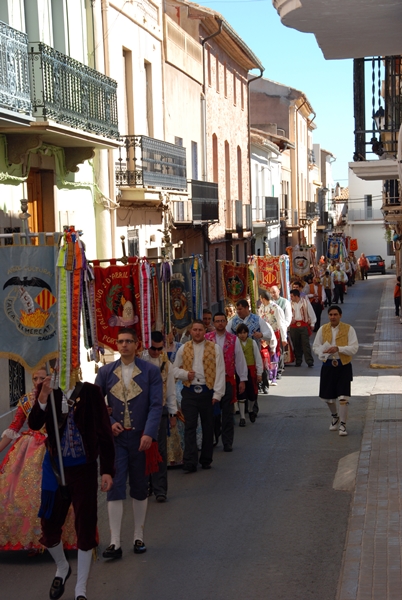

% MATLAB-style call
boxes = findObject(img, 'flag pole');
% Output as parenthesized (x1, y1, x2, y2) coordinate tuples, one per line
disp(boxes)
(46, 362, 66, 487)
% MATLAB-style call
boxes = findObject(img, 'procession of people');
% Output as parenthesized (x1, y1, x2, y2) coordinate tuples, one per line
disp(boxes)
(0, 237, 369, 600)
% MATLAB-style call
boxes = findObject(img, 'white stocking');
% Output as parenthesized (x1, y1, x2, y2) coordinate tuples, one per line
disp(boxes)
(47, 541, 69, 579)
(132, 498, 148, 543)
(326, 400, 338, 416)
(75, 549, 92, 598)
(107, 500, 123, 548)
(339, 397, 349, 424)
(238, 401, 246, 419)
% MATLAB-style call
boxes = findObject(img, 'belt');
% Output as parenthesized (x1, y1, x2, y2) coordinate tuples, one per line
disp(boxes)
(324, 359, 341, 367)
(290, 320, 308, 328)
(189, 384, 209, 394)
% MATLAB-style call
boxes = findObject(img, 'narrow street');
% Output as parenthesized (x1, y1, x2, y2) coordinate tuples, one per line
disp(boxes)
(0, 275, 393, 600)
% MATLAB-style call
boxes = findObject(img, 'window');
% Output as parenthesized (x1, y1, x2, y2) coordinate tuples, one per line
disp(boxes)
(191, 141, 198, 180)
(244, 241, 248, 264)
(235, 244, 240, 263)
(216, 56, 220, 92)
(233, 72, 237, 105)
(365, 194, 373, 218)
(225, 141, 230, 201)
(212, 134, 218, 183)
(175, 136, 183, 146)
(123, 49, 133, 135)
(224, 62, 227, 97)
(237, 146, 242, 200)
(144, 60, 153, 137)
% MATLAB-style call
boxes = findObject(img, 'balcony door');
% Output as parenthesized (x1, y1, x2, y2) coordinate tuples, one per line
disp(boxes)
(26, 169, 55, 241)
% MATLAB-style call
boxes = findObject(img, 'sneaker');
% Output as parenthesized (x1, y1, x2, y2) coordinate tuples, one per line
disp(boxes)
(239, 418, 246, 427)
(329, 416, 340, 431)
(270, 381, 278, 386)
(339, 423, 348, 436)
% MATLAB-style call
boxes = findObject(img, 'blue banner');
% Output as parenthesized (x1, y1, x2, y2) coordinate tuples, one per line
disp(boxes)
(0, 233, 60, 371)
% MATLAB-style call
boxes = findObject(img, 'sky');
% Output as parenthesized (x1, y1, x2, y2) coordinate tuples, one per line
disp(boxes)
(196, 0, 354, 186)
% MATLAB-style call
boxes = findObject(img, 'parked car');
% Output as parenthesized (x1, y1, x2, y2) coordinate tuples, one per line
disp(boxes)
(366, 255, 386, 275)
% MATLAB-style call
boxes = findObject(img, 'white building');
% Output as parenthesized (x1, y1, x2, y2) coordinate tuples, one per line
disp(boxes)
(345, 167, 388, 263)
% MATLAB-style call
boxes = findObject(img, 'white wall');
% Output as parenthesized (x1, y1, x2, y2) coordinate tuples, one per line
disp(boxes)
(346, 166, 389, 264)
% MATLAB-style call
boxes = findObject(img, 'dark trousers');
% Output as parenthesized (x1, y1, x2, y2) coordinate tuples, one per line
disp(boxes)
(181, 387, 214, 469)
(289, 326, 314, 366)
(395, 297, 401, 316)
(107, 430, 148, 501)
(333, 283, 344, 304)
(213, 381, 234, 447)
(324, 288, 332, 306)
(311, 302, 323, 332)
(40, 461, 98, 551)
(150, 411, 168, 496)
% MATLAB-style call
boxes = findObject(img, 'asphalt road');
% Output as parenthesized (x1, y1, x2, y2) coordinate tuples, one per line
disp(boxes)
(0, 273, 391, 600)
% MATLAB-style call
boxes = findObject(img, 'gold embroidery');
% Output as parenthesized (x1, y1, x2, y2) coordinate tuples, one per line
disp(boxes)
(111, 364, 143, 427)
(182, 340, 216, 389)
(322, 322, 351, 365)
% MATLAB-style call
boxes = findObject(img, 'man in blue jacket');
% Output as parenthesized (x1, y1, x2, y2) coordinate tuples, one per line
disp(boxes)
(95, 327, 163, 560)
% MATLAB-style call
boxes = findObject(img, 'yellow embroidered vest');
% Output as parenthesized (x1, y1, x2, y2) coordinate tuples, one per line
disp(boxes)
(241, 338, 255, 366)
(182, 340, 216, 389)
(322, 322, 352, 365)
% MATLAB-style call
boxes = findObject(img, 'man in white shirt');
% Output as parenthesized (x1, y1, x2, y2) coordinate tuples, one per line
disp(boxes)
(173, 320, 225, 472)
(313, 305, 358, 436)
(205, 312, 248, 452)
(331, 264, 348, 304)
(269, 285, 292, 328)
(289, 289, 316, 367)
(141, 331, 178, 502)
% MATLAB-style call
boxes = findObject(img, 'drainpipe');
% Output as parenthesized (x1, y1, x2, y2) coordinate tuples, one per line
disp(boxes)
(247, 68, 264, 253)
(200, 18, 222, 309)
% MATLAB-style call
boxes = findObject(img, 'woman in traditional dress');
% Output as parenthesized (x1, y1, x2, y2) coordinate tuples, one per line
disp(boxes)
(0, 368, 76, 551)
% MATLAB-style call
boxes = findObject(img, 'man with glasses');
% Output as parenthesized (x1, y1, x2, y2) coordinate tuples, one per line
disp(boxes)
(205, 312, 248, 451)
(95, 328, 162, 560)
(141, 331, 178, 502)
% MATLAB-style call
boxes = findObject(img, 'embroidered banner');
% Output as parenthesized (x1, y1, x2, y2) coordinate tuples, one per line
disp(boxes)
(292, 248, 311, 277)
(93, 260, 141, 352)
(170, 260, 192, 332)
(256, 256, 281, 290)
(0, 233, 60, 371)
(221, 261, 248, 303)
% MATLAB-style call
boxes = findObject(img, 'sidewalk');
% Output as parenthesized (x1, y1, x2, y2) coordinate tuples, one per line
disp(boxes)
(337, 280, 402, 600)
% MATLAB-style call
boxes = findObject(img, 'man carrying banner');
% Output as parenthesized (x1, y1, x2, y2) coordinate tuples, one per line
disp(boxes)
(95, 327, 163, 560)
(28, 377, 115, 600)
(205, 312, 248, 452)
(173, 319, 226, 472)
(141, 331, 178, 502)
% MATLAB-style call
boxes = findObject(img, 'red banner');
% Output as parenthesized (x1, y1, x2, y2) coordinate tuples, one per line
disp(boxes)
(221, 262, 248, 303)
(256, 256, 281, 290)
(93, 260, 141, 352)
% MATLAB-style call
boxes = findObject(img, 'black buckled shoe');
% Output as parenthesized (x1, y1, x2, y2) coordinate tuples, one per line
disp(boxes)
(49, 565, 71, 600)
(102, 544, 122, 559)
(134, 540, 147, 554)
(75, 597, 87, 600)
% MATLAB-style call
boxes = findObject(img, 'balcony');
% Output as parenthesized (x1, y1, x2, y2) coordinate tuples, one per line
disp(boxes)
(190, 180, 219, 222)
(308, 148, 316, 169)
(252, 196, 279, 224)
(116, 135, 187, 191)
(29, 42, 119, 141)
(300, 201, 320, 222)
(351, 56, 401, 181)
(0, 22, 120, 156)
(347, 208, 383, 222)
(0, 22, 32, 125)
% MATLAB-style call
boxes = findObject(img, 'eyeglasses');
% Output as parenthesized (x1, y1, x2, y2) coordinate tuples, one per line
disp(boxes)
(117, 339, 136, 345)
(150, 346, 163, 352)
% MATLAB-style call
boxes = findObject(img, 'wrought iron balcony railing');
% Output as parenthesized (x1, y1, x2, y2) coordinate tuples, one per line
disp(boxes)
(383, 180, 400, 205)
(300, 201, 320, 221)
(116, 135, 187, 189)
(354, 56, 402, 161)
(0, 21, 31, 117)
(28, 42, 119, 138)
(265, 196, 279, 223)
(190, 180, 219, 221)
